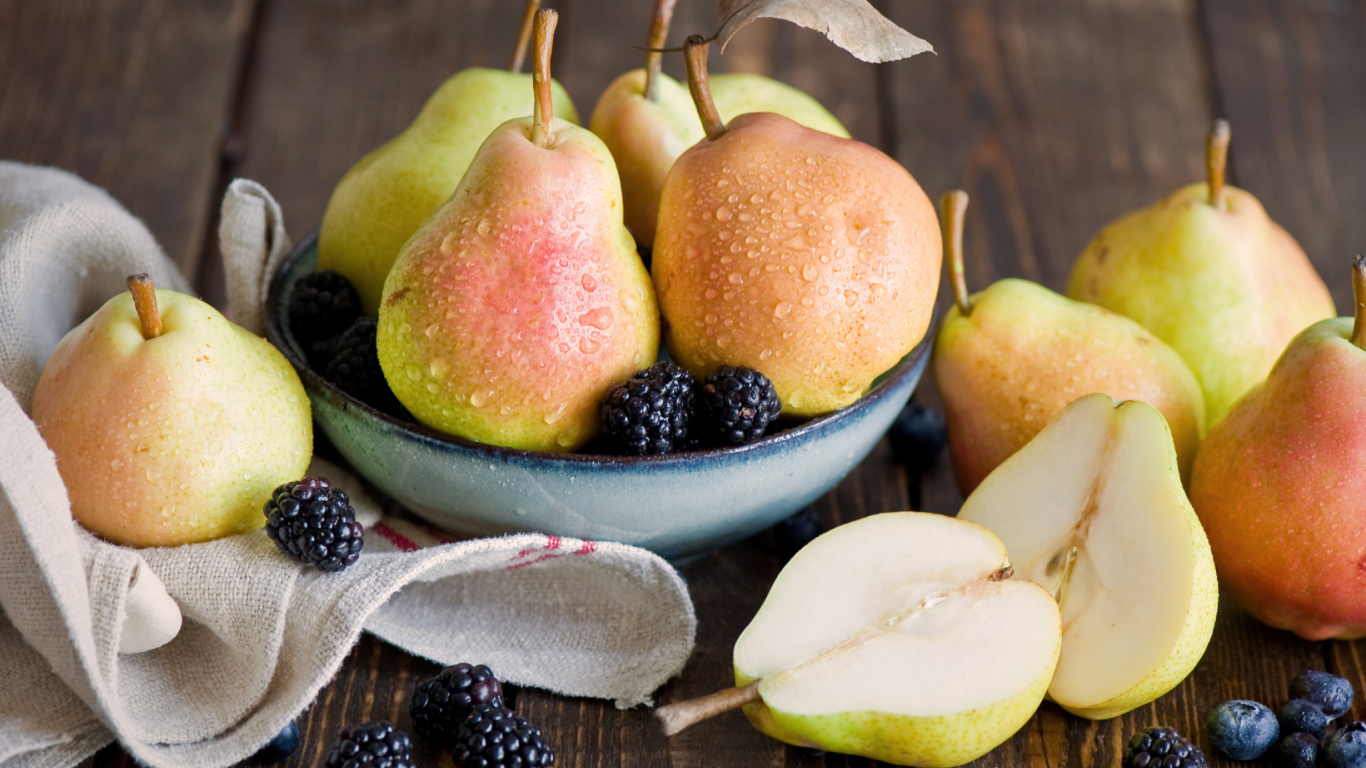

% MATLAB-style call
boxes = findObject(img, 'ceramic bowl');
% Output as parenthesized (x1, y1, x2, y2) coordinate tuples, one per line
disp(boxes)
(265, 235, 931, 559)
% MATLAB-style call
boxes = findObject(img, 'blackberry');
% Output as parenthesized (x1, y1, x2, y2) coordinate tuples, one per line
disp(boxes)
(264, 477, 364, 571)
(289, 269, 361, 349)
(1325, 722, 1366, 768)
(1276, 732, 1321, 768)
(410, 663, 506, 744)
(1207, 699, 1279, 760)
(325, 721, 413, 768)
(254, 719, 300, 762)
(699, 365, 782, 445)
(452, 704, 554, 768)
(598, 362, 697, 454)
(888, 402, 948, 471)
(1123, 726, 1208, 768)
(1280, 698, 1329, 740)
(1292, 670, 1355, 719)
(326, 318, 406, 417)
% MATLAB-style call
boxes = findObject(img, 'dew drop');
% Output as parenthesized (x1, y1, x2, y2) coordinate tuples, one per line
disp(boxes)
(870, 283, 888, 297)
(580, 337, 602, 354)
(578, 307, 614, 330)
(728, 272, 743, 285)
(581, 274, 597, 292)
(425, 323, 440, 339)
(774, 302, 792, 319)
(802, 264, 820, 282)
(470, 390, 490, 407)
(405, 364, 423, 382)
(716, 205, 732, 222)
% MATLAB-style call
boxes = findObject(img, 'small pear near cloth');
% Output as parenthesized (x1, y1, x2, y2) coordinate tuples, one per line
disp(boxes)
(0, 161, 697, 768)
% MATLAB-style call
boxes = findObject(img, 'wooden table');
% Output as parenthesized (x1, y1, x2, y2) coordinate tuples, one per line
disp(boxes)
(5, 1, 1365, 765)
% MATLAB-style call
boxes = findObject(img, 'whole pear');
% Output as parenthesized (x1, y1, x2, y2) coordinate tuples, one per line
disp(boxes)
(932, 191, 1205, 494)
(377, 11, 658, 452)
(318, 0, 580, 315)
(1189, 255, 1366, 640)
(32, 276, 312, 546)
(652, 38, 939, 416)
(710, 73, 849, 138)
(1068, 120, 1334, 430)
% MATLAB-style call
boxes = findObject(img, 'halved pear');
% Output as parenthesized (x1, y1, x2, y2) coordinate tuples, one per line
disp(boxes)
(732, 512, 1061, 767)
(958, 393, 1218, 719)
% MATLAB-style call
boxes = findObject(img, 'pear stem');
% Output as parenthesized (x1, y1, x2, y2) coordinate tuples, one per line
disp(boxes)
(1206, 119, 1231, 210)
(530, 9, 557, 149)
(126, 274, 163, 340)
(1351, 255, 1366, 349)
(685, 35, 726, 141)
(940, 190, 972, 316)
(642, 0, 678, 102)
(655, 681, 761, 736)
(509, 0, 540, 74)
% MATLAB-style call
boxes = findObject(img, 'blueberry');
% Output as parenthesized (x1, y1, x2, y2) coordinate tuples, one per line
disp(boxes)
(254, 720, 300, 762)
(1207, 699, 1280, 760)
(1275, 732, 1320, 768)
(1292, 671, 1355, 719)
(1324, 722, 1366, 768)
(772, 507, 825, 559)
(1281, 698, 1330, 739)
(887, 403, 947, 471)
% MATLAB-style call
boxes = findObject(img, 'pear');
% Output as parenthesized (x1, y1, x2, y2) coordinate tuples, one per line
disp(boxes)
(1189, 255, 1366, 640)
(958, 393, 1218, 719)
(656, 512, 1062, 767)
(376, 10, 659, 453)
(31, 275, 312, 546)
(589, 0, 848, 248)
(1067, 120, 1335, 430)
(318, 0, 580, 315)
(931, 190, 1205, 494)
(651, 37, 939, 416)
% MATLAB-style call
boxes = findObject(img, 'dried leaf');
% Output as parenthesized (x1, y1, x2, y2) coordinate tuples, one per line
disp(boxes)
(716, 0, 933, 63)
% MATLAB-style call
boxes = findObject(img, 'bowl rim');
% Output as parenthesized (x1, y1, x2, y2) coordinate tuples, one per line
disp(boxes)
(266, 232, 934, 469)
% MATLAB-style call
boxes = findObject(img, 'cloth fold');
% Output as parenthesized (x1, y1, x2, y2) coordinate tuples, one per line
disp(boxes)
(0, 161, 696, 768)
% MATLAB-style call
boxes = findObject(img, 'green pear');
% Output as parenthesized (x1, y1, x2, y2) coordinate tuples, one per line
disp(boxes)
(377, 10, 658, 453)
(1190, 256, 1366, 640)
(656, 512, 1061, 767)
(31, 275, 312, 546)
(711, 73, 849, 138)
(318, 0, 580, 315)
(652, 38, 939, 416)
(1067, 120, 1335, 430)
(931, 191, 1205, 494)
(959, 393, 1218, 719)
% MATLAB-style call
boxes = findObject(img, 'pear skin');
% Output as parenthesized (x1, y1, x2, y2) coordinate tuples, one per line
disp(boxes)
(318, 68, 579, 314)
(711, 73, 850, 138)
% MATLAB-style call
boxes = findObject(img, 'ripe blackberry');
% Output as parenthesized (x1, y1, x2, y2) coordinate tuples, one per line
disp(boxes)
(1325, 722, 1366, 768)
(326, 318, 406, 416)
(1123, 726, 1208, 768)
(452, 705, 554, 768)
(598, 362, 697, 454)
(264, 477, 364, 571)
(325, 721, 413, 768)
(1280, 698, 1329, 740)
(410, 663, 506, 744)
(699, 365, 782, 445)
(289, 269, 361, 349)
(1292, 670, 1355, 719)
(1207, 699, 1279, 760)
(1276, 732, 1321, 768)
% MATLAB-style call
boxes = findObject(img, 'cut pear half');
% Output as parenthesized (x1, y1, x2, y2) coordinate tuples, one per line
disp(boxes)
(958, 393, 1218, 719)
(731, 512, 1062, 767)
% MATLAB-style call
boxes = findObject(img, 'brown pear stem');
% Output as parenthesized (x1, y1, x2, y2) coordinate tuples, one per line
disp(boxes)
(1206, 119, 1231, 210)
(685, 35, 726, 141)
(530, 9, 557, 149)
(642, 0, 678, 102)
(509, 0, 540, 74)
(655, 681, 761, 736)
(1351, 255, 1366, 349)
(940, 190, 972, 316)
(126, 274, 163, 340)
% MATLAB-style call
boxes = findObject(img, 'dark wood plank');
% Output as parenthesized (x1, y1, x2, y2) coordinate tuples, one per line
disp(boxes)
(0, 0, 252, 282)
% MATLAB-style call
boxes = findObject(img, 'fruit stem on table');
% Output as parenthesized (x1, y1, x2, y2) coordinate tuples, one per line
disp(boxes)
(1352, 254, 1366, 349)
(1206, 119, 1230, 210)
(509, 0, 541, 74)
(685, 35, 726, 142)
(126, 274, 163, 340)
(531, 9, 558, 149)
(941, 190, 973, 316)
(655, 681, 761, 736)
(642, 0, 678, 102)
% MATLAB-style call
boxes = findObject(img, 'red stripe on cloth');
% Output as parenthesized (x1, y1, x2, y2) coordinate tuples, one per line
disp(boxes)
(373, 521, 420, 552)
(546, 535, 561, 549)
(575, 540, 596, 555)
(507, 552, 564, 570)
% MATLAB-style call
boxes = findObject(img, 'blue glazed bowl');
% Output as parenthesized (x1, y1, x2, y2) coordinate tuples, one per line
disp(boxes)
(266, 236, 931, 559)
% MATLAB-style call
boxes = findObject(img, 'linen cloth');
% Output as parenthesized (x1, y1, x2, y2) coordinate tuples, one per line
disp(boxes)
(0, 162, 697, 768)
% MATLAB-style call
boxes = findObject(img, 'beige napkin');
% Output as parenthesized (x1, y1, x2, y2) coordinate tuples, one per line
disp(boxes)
(0, 162, 697, 768)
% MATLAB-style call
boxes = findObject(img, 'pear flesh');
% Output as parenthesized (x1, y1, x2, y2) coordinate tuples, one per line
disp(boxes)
(377, 116, 659, 452)
(958, 393, 1218, 719)
(734, 512, 1061, 767)
(319, 68, 580, 315)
